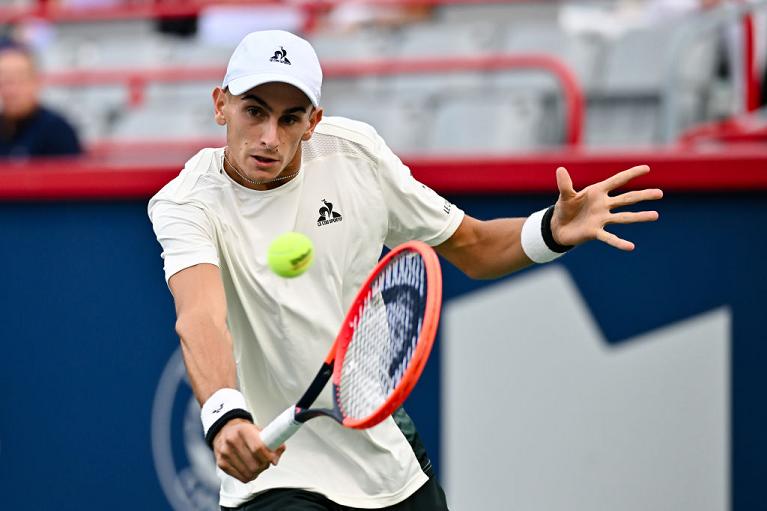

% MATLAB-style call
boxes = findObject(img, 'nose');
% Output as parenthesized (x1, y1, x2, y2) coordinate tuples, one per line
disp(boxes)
(261, 119, 279, 151)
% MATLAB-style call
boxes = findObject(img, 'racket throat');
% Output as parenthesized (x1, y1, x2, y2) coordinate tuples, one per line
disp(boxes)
(296, 361, 334, 409)
(296, 407, 338, 421)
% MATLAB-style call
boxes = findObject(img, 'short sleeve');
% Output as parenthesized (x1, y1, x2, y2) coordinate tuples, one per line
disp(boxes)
(148, 200, 220, 282)
(375, 135, 464, 248)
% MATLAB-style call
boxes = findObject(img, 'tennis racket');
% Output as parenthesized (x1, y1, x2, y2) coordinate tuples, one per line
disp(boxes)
(259, 240, 442, 450)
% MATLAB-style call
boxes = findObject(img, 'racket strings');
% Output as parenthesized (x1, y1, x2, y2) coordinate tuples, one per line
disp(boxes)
(338, 252, 427, 420)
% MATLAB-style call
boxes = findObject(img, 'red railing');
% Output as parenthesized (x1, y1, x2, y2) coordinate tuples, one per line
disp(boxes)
(743, 12, 761, 112)
(678, 109, 767, 146)
(45, 54, 585, 146)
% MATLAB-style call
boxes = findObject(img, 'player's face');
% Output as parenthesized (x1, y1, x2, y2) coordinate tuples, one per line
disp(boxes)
(0, 50, 40, 120)
(213, 82, 322, 190)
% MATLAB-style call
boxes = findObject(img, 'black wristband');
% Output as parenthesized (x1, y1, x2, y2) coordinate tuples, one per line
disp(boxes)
(205, 408, 254, 449)
(541, 205, 574, 254)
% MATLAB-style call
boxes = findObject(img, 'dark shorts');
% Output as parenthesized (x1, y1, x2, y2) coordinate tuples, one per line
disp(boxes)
(220, 473, 448, 511)
(221, 408, 448, 511)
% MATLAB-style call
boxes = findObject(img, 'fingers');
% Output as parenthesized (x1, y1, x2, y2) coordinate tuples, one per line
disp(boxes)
(598, 209, 658, 250)
(216, 441, 258, 483)
(607, 210, 659, 224)
(596, 229, 635, 251)
(237, 428, 275, 472)
(555, 163, 659, 251)
(214, 421, 283, 483)
(595, 209, 657, 251)
(556, 166, 577, 200)
(272, 444, 286, 466)
(264, 444, 285, 467)
(600, 165, 650, 192)
(610, 188, 663, 208)
(241, 427, 282, 467)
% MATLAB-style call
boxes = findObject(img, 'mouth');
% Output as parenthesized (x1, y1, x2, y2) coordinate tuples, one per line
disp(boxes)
(251, 154, 280, 169)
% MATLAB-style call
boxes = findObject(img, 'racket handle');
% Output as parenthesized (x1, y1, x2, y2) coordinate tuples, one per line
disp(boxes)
(260, 406, 302, 450)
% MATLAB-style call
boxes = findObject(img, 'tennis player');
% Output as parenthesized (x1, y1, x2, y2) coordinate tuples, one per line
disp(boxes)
(148, 30, 662, 511)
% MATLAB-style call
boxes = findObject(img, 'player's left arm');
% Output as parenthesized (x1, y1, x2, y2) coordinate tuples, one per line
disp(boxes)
(436, 165, 663, 279)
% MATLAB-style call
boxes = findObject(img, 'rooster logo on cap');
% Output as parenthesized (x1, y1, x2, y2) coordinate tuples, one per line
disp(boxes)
(270, 46, 291, 65)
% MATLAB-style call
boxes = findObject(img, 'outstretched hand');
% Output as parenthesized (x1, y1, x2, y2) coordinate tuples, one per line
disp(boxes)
(550, 165, 663, 251)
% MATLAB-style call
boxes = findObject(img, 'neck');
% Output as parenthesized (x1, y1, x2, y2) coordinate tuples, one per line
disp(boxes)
(222, 146, 302, 191)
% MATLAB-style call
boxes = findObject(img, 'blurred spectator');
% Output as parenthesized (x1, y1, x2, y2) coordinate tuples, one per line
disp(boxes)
(0, 40, 82, 158)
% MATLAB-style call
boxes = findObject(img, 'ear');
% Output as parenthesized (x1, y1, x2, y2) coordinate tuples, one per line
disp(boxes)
(213, 87, 227, 126)
(302, 107, 323, 141)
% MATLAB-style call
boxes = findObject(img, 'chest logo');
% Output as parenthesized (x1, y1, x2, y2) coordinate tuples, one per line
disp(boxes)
(317, 199, 343, 226)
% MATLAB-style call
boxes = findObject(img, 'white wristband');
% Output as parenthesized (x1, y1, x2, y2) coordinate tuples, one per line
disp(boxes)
(521, 207, 569, 263)
(200, 388, 250, 436)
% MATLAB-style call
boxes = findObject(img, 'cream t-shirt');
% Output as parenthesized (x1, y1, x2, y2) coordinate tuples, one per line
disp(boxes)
(148, 116, 464, 508)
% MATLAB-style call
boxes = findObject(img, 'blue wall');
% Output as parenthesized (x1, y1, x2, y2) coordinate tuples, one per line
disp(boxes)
(1, 193, 764, 509)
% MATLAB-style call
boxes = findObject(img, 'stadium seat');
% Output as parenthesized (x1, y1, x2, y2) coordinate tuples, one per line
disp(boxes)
(501, 22, 602, 91)
(321, 92, 433, 154)
(587, 17, 720, 145)
(585, 97, 659, 148)
(436, 2, 560, 25)
(396, 21, 502, 57)
(427, 90, 548, 153)
(111, 102, 223, 141)
(309, 28, 398, 60)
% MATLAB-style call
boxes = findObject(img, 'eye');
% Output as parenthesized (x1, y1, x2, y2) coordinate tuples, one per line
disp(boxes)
(281, 115, 299, 126)
(246, 107, 265, 118)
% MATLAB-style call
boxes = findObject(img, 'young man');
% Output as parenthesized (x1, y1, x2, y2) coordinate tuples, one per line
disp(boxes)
(148, 30, 662, 510)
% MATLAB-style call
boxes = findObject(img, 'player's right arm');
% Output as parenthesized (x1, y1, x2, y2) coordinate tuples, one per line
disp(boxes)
(169, 263, 284, 482)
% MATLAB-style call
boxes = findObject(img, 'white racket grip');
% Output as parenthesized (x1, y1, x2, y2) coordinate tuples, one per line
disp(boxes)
(260, 406, 301, 450)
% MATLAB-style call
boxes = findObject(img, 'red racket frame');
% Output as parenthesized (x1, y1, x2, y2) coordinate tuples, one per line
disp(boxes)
(331, 240, 442, 429)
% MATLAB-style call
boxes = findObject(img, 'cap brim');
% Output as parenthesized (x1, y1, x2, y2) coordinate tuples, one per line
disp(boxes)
(226, 73, 319, 107)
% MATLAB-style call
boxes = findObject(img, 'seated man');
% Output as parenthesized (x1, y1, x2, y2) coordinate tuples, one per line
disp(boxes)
(0, 40, 82, 158)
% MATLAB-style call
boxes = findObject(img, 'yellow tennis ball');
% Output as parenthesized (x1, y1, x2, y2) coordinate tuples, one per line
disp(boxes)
(267, 232, 314, 278)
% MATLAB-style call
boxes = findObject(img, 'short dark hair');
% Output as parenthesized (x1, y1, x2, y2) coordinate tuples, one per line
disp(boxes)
(0, 37, 37, 69)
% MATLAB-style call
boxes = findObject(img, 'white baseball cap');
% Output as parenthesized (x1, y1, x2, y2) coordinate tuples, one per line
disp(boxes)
(222, 30, 322, 107)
